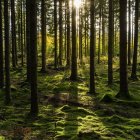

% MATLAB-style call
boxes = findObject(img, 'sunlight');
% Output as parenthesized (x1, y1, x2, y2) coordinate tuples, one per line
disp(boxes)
(74, 0, 82, 9)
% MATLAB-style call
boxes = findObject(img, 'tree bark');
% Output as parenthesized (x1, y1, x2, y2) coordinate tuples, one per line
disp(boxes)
(59, 0, 63, 66)
(54, 0, 58, 69)
(0, 0, 4, 88)
(98, 4, 101, 64)
(4, 0, 11, 104)
(26, 0, 31, 81)
(66, 0, 70, 67)
(128, 0, 131, 65)
(131, 0, 139, 79)
(108, 0, 114, 85)
(41, 0, 47, 72)
(89, 0, 95, 94)
(29, 0, 38, 115)
(11, 0, 17, 68)
(116, 0, 129, 98)
(70, 0, 77, 81)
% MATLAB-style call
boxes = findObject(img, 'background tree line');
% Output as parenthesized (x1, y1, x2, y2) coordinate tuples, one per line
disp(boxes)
(0, 0, 139, 116)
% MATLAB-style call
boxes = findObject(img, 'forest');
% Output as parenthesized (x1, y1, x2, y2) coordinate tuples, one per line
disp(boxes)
(0, 0, 140, 139)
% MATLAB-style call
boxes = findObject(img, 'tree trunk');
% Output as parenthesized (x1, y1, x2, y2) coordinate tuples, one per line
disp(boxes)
(26, 0, 31, 81)
(0, 0, 4, 88)
(102, 8, 106, 56)
(79, 8, 83, 63)
(66, 0, 70, 67)
(70, 0, 77, 81)
(98, 5, 101, 64)
(11, 0, 17, 68)
(4, 0, 11, 104)
(59, 0, 63, 66)
(108, 0, 114, 85)
(29, 0, 38, 115)
(128, 0, 131, 65)
(41, 0, 47, 72)
(101, 0, 106, 56)
(89, 0, 95, 94)
(131, 0, 139, 79)
(54, 0, 58, 69)
(21, 0, 24, 66)
(64, 3, 67, 60)
(116, 0, 129, 98)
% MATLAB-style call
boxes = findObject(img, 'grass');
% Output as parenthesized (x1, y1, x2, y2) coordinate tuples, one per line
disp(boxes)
(0, 58, 140, 139)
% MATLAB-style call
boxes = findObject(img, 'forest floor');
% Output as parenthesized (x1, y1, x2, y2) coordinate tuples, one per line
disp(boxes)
(0, 58, 140, 140)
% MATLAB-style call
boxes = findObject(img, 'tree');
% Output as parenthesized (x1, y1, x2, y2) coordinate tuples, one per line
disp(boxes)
(4, 0, 11, 104)
(79, 7, 83, 64)
(59, 0, 63, 66)
(97, 2, 102, 64)
(26, 0, 31, 81)
(66, 0, 70, 67)
(0, 0, 4, 88)
(84, 1, 88, 57)
(102, 0, 106, 55)
(108, 0, 114, 85)
(11, 0, 17, 68)
(29, 0, 38, 115)
(128, 0, 131, 65)
(54, 0, 58, 69)
(116, 0, 129, 98)
(70, 0, 77, 81)
(20, 0, 24, 66)
(89, 0, 95, 94)
(131, 0, 139, 80)
(41, 0, 47, 72)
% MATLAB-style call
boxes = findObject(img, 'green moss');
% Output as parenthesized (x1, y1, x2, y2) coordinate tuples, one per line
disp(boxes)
(104, 115, 128, 124)
(0, 61, 140, 139)
(55, 135, 71, 140)
(95, 108, 115, 116)
(111, 128, 128, 139)
(0, 136, 5, 140)
(100, 94, 115, 103)
(132, 127, 140, 135)
(78, 130, 101, 140)
(60, 105, 71, 112)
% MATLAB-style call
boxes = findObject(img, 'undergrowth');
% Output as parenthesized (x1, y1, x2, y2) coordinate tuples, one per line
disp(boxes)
(0, 61, 140, 140)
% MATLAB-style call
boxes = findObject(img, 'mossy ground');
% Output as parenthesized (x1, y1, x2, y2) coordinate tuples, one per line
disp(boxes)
(0, 58, 140, 140)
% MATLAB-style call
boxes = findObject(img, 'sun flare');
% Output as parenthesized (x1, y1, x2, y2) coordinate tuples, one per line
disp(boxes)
(74, 0, 82, 9)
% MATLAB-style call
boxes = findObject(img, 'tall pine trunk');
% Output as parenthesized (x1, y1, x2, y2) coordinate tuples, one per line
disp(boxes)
(41, 0, 47, 72)
(89, 0, 95, 94)
(98, 5, 101, 64)
(0, 0, 4, 88)
(116, 0, 129, 98)
(11, 0, 17, 68)
(59, 0, 63, 66)
(54, 0, 58, 69)
(70, 0, 77, 81)
(29, 0, 38, 115)
(66, 0, 70, 67)
(79, 8, 83, 63)
(131, 0, 139, 79)
(108, 0, 114, 85)
(128, 0, 131, 65)
(4, 0, 11, 104)
(26, 0, 31, 81)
